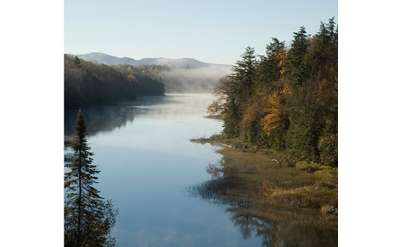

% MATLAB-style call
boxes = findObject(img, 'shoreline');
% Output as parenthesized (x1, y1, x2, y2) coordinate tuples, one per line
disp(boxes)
(190, 134, 338, 220)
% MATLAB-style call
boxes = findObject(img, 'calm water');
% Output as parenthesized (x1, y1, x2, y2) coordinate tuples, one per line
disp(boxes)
(65, 94, 265, 247)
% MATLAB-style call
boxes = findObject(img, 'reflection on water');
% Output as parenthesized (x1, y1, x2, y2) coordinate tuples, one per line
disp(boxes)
(65, 105, 136, 137)
(64, 96, 181, 137)
(189, 152, 338, 247)
(64, 94, 336, 247)
(65, 95, 211, 137)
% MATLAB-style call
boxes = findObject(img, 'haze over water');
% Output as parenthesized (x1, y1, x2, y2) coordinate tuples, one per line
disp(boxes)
(65, 94, 264, 246)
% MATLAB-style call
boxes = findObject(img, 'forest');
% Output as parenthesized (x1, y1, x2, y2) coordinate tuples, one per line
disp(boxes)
(108, 61, 229, 93)
(209, 18, 338, 167)
(64, 55, 165, 108)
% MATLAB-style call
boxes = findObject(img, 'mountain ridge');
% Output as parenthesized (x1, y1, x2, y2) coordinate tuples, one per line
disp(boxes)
(70, 52, 232, 93)
(76, 52, 230, 69)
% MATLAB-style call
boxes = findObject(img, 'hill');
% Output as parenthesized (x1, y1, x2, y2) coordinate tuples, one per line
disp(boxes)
(77, 52, 232, 93)
(65, 54, 164, 108)
(77, 52, 228, 69)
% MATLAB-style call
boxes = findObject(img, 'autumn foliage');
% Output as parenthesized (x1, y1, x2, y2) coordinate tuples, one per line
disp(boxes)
(212, 18, 338, 166)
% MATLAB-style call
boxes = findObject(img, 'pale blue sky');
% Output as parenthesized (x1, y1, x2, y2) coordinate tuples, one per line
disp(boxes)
(65, 0, 337, 64)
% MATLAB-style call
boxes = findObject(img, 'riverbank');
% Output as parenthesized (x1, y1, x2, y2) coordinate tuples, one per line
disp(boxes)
(191, 134, 338, 220)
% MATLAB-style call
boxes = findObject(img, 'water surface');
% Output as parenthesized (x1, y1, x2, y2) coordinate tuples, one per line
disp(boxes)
(65, 94, 337, 247)
(66, 94, 264, 247)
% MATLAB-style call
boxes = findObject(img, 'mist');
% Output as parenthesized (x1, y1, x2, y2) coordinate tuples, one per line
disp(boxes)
(159, 65, 232, 93)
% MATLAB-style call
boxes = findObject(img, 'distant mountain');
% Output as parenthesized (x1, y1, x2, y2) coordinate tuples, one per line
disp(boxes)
(77, 52, 230, 70)
(77, 52, 138, 66)
(75, 52, 232, 93)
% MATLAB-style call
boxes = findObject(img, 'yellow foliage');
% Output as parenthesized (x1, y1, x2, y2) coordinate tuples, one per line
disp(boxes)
(281, 82, 291, 96)
(239, 101, 261, 140)
(276, 49, 286, 79)
(261, 92, 284, 135)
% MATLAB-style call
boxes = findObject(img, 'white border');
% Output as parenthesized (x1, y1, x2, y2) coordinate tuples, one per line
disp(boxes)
(340, 0, 400, 246)
(0, 0, 64, 246)
(1, 0, 400, 246)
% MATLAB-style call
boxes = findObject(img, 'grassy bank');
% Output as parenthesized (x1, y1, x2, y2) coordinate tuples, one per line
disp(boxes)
(191, 134, 338, 219)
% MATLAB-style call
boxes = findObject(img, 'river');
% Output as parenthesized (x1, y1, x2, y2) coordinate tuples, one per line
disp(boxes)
(65, 93, 337, 247)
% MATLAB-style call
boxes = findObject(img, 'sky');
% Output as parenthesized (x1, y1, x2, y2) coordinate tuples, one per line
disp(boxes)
(65, 0, 337, 64)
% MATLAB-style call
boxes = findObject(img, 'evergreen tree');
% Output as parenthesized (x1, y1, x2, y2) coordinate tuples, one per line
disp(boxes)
(255, 38, 285, 94)
(65, 110, 117, 247)
(265, 38, 286, 80)
(214, 18, 338, 166)
(218, 47, 257, 137)
(286, 26, 309, 87)
(217, 76, 241, 137)
(232, 46, 257, 100)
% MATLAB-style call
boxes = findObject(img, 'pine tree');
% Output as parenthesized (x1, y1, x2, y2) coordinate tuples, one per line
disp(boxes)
(215, 18, 337, 166)
(232, 46, 257, 99)
(255, 38, 286, 94)
(219, 47, 257, 137)
(65, 110, 117, 247)
(286, 26, 309, 87)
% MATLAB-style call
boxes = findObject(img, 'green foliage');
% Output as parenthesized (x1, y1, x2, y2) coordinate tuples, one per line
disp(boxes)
(65, 55, 165, 108)
(214, 47, 257, 136)
(285, 26, 310, 87)
(65, 111, 117, 247)
(318, 134, 338, 165)
(232, 46, 257, 99)
(216, 18, 338, 166)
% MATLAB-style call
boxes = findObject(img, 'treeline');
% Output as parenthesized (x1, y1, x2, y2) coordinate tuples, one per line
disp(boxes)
(212, 18, 337, 166)
(112, 63, 168, 91)
(116, 63, 229, 93)
(65, 55, 165, 108)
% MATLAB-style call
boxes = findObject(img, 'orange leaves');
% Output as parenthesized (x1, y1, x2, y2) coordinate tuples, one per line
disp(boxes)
(261, 91, 284, 135)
